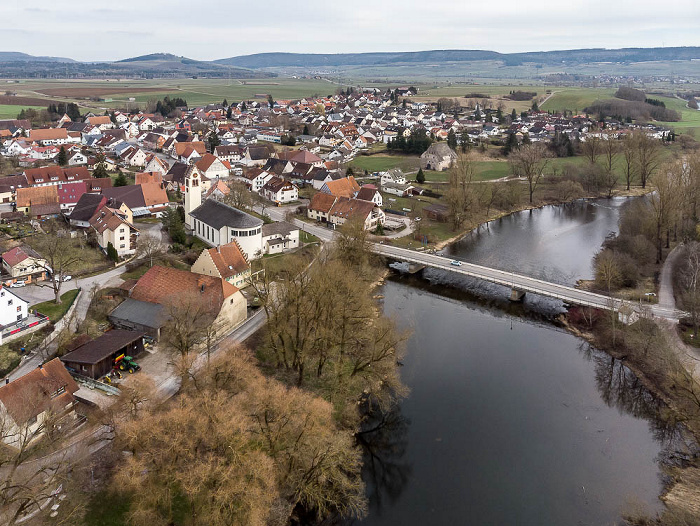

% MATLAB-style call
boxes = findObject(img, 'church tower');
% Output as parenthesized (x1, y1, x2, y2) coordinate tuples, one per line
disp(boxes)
(184, 166, 201, 230)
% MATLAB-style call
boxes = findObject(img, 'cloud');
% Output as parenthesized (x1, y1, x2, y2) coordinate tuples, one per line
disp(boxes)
(2, 0, 699, 61)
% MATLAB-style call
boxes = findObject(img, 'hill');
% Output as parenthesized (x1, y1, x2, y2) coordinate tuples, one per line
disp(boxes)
(0, 52, 76, 63)
(215, 46, 700, 69)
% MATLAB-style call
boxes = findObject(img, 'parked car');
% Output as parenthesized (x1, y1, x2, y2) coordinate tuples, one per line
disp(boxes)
(62, 275, 72, 282)
(9, 280, 26, 287)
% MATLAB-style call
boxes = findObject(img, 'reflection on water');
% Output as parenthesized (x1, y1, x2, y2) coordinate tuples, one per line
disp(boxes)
(355, 198, 689, 526)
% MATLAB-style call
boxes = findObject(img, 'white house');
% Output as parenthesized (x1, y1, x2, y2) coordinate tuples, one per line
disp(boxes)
(380, 169, 407, 186)
(261, 176, 298, 204)
(262, 222, 300, 255)
(0, 286, 28, 327)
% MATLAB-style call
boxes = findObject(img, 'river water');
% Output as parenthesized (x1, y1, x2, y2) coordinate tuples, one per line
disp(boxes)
(358, 198, 679, 526)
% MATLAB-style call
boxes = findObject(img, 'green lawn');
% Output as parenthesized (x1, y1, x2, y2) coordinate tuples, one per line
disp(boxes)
(32, 289, 80, 323)
(0, 104, 44, 119)
(350, 154, 421, 173)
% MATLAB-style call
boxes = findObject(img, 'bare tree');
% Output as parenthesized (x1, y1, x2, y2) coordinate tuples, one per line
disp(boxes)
(223, 180, 254, 210)
(509, 143, 549, 203)
(135, 233, 164, 268)
(601, 136, 619, 197)
(581, 136, 602, 165)
(27, 224, 81, 304)
(621, 133, 638, 191)
(445, 152, 478, 229)
(650, 163, 683, 263)
(680, 242, 700, 338)
(635, 132, 663, 189)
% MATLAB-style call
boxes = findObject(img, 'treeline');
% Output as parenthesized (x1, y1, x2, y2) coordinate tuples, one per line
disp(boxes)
(46, 102, 81, 121)
(585, 98, 681, 122)
(464, 92, 489, 98)
(386, 128, 433, 154)
(506, 90, 537, 101)
(154, 96, 187, 117)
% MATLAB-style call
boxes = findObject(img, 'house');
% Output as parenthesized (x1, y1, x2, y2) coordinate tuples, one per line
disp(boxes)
(356, 185, 383, 207)
(87, 115, 114, 130)
(67, 150, 88, 166)
(234, 168, 272, 193)
(380, 169, 407, 186)
(420, 143, 457, 171)
(16, 186, 59, 214)
(191, 242, 251, 289)
(60, 330, 145, 380)
(243, 146, 271, 167)
(108, 299, 167, 341)
(261, 176, 298, 204)
(2, 246, 49, 282)
(28, 128, 69, 146)
(214, 145, 243, 164)
(307, 192, 337, 223)
(0, 358, 79, 448)
(0, 174, 28, 204)
(382, 182, 415, 197)
(174, 142, 206, 163)
(204, 180, 230, 201)
(127, 265, 247, 334)
(189, 199, 264, 259)
(68, 193, 129, 229)
(144, 154, 169, 175)
(0, 284, 29, 329)
(328, 197, 385, 231)
(196, 153, 230, 180)
(102, 183, 169, 217)
(320, 176, 360, 198)
(23, 166, 91, 188)
(89, 206, 139, 257)
(56, 181, 88, 213)
(262, 222, 300, 255)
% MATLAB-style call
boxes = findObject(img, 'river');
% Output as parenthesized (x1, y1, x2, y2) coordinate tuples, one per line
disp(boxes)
(357, 198, 680, 526)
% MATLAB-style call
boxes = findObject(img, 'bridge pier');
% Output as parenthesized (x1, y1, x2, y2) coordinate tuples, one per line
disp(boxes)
(407, 263, 426, 275)
(510, 289, 526, 302)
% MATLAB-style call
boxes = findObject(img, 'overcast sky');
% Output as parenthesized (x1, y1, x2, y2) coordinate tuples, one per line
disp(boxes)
(3, 0, 699, 61)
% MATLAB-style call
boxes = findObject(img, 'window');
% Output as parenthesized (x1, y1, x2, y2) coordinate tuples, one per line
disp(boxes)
(120, 244, 125, 249)
(120, 236, 125, 241)
(16, 306, 21, 312)
(17, 314, 22, 321)
(8, 299, 12, 306)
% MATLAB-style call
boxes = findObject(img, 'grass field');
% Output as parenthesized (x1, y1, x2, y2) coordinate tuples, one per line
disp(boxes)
(540, 88, 617, 114)
(0, 104, 44, 119)
(350, 154, 421, 173)
(32, 289, 80, 323)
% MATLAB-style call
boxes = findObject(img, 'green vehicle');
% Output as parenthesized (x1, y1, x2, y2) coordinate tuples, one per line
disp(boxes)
(114, 354, 141, 374)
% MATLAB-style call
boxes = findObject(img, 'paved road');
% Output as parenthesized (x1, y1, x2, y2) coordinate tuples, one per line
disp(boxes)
(13, 266, 128, 305)
(658, 244, 681, 312)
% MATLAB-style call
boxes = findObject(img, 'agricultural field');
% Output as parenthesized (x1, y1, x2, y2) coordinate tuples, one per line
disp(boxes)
(0, 78, 339, 112)
(540, 88, 617, 113)
(0, 104, 43, 118)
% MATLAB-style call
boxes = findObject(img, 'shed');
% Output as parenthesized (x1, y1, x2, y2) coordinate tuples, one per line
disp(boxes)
(60, 330, 145, 380)
(108, 298, 166, 341)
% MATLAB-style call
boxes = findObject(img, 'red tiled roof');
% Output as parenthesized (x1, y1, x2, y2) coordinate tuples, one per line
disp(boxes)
(131, 265, 239, 310)
(0, 358, 78, 425)
(206, 243, 249, 279)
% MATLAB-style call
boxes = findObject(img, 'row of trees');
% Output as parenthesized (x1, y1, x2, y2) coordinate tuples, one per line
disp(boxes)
(386, 128, 433, 154)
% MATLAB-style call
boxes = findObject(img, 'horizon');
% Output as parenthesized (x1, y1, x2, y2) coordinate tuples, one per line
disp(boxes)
(4, 44, 700, 64)
(3, 0, 699, 62)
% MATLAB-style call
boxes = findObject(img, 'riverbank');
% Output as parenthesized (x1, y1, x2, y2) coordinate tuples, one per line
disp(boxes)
(429, 186, 651, 251)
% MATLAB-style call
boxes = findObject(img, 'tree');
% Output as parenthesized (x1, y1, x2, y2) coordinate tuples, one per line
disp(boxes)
(621, 133, 637, 191)
(416, 168, 425, 184)
(161, 206, 186, 245)
(106, 241, 119, 262)
(267, 94, 274, 108)
(223, 180, 254, 211)
(226, 106, 232, 119)
(303, 124, 309, 135)
(27, 223, 81, 304)
(222, 98, 228, 107)
(136, 233, 164, 267)
(93, 161, 109, 179)
(445, 153, 478, 230)
(208, 132, 221, 153)
(511, 108, 517, 121)
(594, 248, 623, 292)
(650, 163, 683, 263)
(447, 129, 457, 150)
(502, 132, 518, 156)
(114, 170, 128, 187)
(581, 137, 602, 165)
(680, 242, 700, 338)
(600, 136, 619, 197)
(57, 146, 67, 166)
(114, 345, 367, 526)
(508, 143, 549, 203)
(635, 132, 662, 189)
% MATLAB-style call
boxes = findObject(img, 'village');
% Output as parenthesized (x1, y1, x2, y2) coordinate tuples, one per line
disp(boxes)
(0, 82, 687, 524)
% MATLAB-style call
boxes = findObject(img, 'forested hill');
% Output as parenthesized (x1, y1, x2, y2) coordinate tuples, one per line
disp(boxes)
(215, 47, 700, 69)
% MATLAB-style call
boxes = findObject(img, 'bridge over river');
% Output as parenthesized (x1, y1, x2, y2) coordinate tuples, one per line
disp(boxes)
(267, 212, 685, 322)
